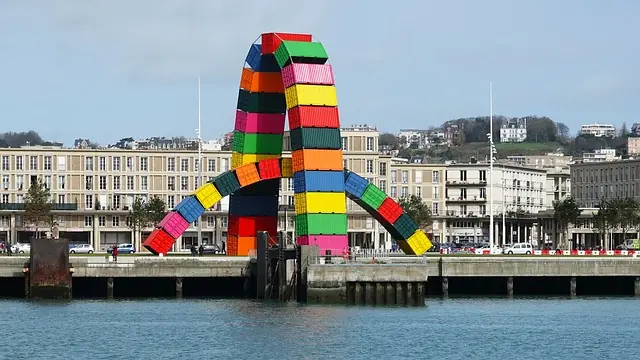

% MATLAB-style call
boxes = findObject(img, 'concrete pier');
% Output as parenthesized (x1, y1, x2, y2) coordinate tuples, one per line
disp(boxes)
(106, 277, 114, 299)
(176, 277, 183, 299)
(507, 276, 514, 298)
(570, 277, 577, 297)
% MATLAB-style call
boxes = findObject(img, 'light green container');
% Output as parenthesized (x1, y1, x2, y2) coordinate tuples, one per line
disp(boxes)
(274, 41, 329, 68)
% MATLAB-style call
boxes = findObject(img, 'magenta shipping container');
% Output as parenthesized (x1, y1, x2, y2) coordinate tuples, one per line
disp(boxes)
(297, 235, 348, 255)
(281, 63, 335, 88)
(235, 110, 286, 134)
(157, 211, 189, 239)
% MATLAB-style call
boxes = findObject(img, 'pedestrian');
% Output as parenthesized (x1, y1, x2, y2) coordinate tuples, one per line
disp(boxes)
(112, 245, 119, 262)
(190, 244, 197, 257)
(198, 244, 204, 257)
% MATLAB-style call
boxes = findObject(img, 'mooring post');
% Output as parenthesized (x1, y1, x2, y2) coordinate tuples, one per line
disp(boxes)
(175, 277, 183, 299)
(569, 276, 577, 298)
(442, 277, 449, 298)
(107, 277, 114, 299)
(256, 231, 268, 300)
(507, 276, 514, 298)
(278, 232, 287, 301)
(635, 277, 640, 297)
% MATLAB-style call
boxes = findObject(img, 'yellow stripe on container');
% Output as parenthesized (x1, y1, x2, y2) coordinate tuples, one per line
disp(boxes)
(281, 157, 293, 178)
(294, 192, 346, 214)
(193, 183, 222, 209)
(231, 152, 279, 169)
(284, 84, 338, 109)
(407, 230, 433, 255)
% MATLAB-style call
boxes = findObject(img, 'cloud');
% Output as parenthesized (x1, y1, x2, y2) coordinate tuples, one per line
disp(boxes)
(6, 0, 336, 84)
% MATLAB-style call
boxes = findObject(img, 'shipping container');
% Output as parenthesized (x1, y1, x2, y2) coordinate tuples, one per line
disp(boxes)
(234, 111, 285, 134)
(289, 127, 341, 150)
(174, 196, 206, 223)
(240, 67, 254, 90)
(142, 229, 175, 256)
(284, 85, 337, 109)
(291, 149, 343, 172)
(360, 184, 387, 210)
(258, 54, 282, 72)
(247, 71, 285, 93)
(231, 131, 283, 155)
(237, 89, 286, 113)
(273, 40, 329, 68)
(407, 229, 432, 255)
(261, 33, 313, 55)
(229, 195, 278, 217)
(294, 192, 346, 214)
(295, 213, 348, 236)
(258, 158, 282, 180)
(245, 44, 262, 71)
(280, 157, 293, 177)
(344, 171, 370, 198)
(396, 239, 413, 255)
(211, 171, 241, 197)
(228, 215, 278, 237)
(234, 163, 261, 187)
(293, 170, 345, 193)
(296, 234, 348, 255)
(193, 183, 223, 209)
(226, 235, 257, 256)
(288, 105, 340, 129)
(377, 197, 404, 224)
(234, 178, 280, 196)
(281, 63, 335, 88)
(392, 213, 419, 240)
(157, 211, 189, 239)
(231, 152, 279, 169)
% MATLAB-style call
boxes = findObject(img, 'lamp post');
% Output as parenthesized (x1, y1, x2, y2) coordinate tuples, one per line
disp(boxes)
(196, 77, 203, 246)
(488, 81, 496, 251)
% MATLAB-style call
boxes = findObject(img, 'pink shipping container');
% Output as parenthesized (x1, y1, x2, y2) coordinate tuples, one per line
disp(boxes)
(297, 235, 348, 255)
(157, 211, 190, 239)
(281, 64, 335, 88)
(234, 110, 286, 134)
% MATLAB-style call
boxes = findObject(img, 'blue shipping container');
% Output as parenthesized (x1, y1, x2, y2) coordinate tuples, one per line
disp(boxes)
(345, 172, 369, 199)
(229, 195, 279, 217)
(245, 44, 262, 71)
(174, 196, 205, 223)
(293, 170, 345, 193)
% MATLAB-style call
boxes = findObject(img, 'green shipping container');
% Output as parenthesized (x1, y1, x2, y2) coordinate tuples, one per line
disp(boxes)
(392, 213, 418, 240)
(210, 171, 241, 197)
(237, 90, 286, 113)
(231, 131, 283, 155)
(360, 184, 386, 210)
(274, 41, 329, 68)
(296, 213, 347, 236)
(289, 127, 341, 151)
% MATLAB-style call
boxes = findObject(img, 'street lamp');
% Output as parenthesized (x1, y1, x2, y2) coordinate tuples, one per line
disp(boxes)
(487, 132, 497, 252)
(195, 77, 203, 246)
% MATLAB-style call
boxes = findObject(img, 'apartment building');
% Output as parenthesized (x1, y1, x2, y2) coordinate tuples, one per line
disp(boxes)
(579, 123, 616, 137)
(439, 163, 548, 244)
(499, 118, 527, 143)
(506, 153, 573, 169)
(628, 137, 640, 155)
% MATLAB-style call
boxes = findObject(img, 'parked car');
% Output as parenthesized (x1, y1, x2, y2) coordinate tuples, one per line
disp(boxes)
(69, 244, 95, 254)
(11, 243, 30, 254)
(107, 243, 136, 254)
(502, 243, 533, 255)
(200, 244, 221, 255)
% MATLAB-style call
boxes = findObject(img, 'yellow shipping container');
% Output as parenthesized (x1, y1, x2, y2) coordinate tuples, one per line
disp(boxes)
(285, 84, 338, 109)
(281, 157, 293, 178)
(193, 183, 223, 209)
(407, 230, 433, 255)
(294, 192, 346, 214)
(231, 152, 279, 169)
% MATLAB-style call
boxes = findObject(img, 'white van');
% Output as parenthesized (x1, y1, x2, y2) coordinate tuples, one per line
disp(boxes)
(502, 243, 533, 255)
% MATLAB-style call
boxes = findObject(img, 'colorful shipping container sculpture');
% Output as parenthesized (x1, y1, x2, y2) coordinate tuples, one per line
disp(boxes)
(143, 33, 431, 256)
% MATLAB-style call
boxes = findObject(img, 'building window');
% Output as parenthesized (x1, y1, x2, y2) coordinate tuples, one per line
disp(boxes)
(126, 157, 134, 171)
(112, 195, 120, 209)
(57, 175, 65, 190)
(168, 177, 175, 191)
(207, 216, 216, 228)
(208, 159, 216, 172)
(167, 157, 176, 172)
(98, 216, 106, 227)
(391, 170, 397, 184)
(432, 171, 440, 184)
(366, 160, 374, 173)
(99, 156, 106, 171)
(432, 203, 439, 215)
(415, 170, 422, 184)
(219, 216, 228, 228)
(415, 186, 422, 197)
(181, 158, 189, 172)
(401, 186, 408, 197)
(366, 137, 374, 151)
(1, 194, 8, 203)
(390, 186, 397, 198)
(16, 156, 23, 170)
(112, 157, 120, 171)
(85, 195, 93, 210)
(127, 176, 135, 190)
(1, 156, 8, 171)
(379, 162, 387, 176)
(85, 157, 93, 171)
(112, 216, 120, 227)
(341, 137, 348, 151)
(113, 176, 121, 190)
(378, 180, 386, 192)
(141, 176, 148, 190)
(44, 156, 52, 170)
(1, 175, 8, 189)
(99, 176, 107, 190)
(85, 176, 93, 190)
(167, 195, 175, 208)
(181, 176, 189, 191)
(58, 194, 65, 204)
(401, 171, 408, 184)
(140, 157, 148, 171)
(84, 216, 92, 227)
(30, 156, 38, 170)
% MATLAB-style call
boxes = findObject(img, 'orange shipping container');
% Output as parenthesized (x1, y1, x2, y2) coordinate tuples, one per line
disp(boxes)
(240, 67, 284, 93)
(227, 235, 257, 256)
(240, 68, 254, 91)
(292, 149, 343, 172)
(235, 163, 260, 187)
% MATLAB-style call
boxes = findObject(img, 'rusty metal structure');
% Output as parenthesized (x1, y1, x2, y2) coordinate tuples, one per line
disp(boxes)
(23, 238, 73, 299)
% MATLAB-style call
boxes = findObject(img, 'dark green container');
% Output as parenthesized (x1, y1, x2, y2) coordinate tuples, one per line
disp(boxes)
(295, 213, 347, 236)
(273, 41, 329, 68)
(360, 184, 386, 210)
(289, 128, 341, 151)
(237, 90, 286, 113)
(231, 131, 283, 154)
(392, 213, 418, 240)
(211, 172, 240, 197)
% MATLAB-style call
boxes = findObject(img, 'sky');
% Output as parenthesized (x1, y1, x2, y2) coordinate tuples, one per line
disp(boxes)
(0, 0, 639, 146)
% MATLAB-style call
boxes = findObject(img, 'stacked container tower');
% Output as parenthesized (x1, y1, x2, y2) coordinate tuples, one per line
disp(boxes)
(142, 32, 432, 257)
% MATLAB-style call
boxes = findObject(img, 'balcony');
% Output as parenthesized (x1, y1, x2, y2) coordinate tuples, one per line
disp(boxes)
(445, 196, 486, 203)
(446, 180, 487, 187)
(0, 203, 78, 211)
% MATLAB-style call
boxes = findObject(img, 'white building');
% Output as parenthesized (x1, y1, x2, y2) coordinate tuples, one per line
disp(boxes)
(500, 118, 527, 143)
(582, 148, 618, 163)
(545, 169, 571, 208)
(580, 123, 616, 137)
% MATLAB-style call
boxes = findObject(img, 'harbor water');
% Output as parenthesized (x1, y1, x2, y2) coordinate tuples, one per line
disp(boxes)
(2, 298, 639, 359)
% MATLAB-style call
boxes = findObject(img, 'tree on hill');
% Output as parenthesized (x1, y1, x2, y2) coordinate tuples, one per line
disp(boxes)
(524, 116, 558, 142)
(398, 195, 432, 231)
(24, 178, 53, 239)
(0, 131, 45, 147)
(379, 132, 399, 149)
(620, 122, 629, 137)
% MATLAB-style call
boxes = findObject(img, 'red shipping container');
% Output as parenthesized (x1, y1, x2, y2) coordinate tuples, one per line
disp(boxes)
(288, 106, 340, 129)
(261, 32, 312, 54)
(281, 63, 335, 88)
(258, 158, 282, 180)
(378, 197, 404, 224)
(142, 229, 175, 255)
(227, 215, 278, 237)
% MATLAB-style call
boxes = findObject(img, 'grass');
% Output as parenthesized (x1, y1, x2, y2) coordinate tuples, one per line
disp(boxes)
(445, 141, 562, 161)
